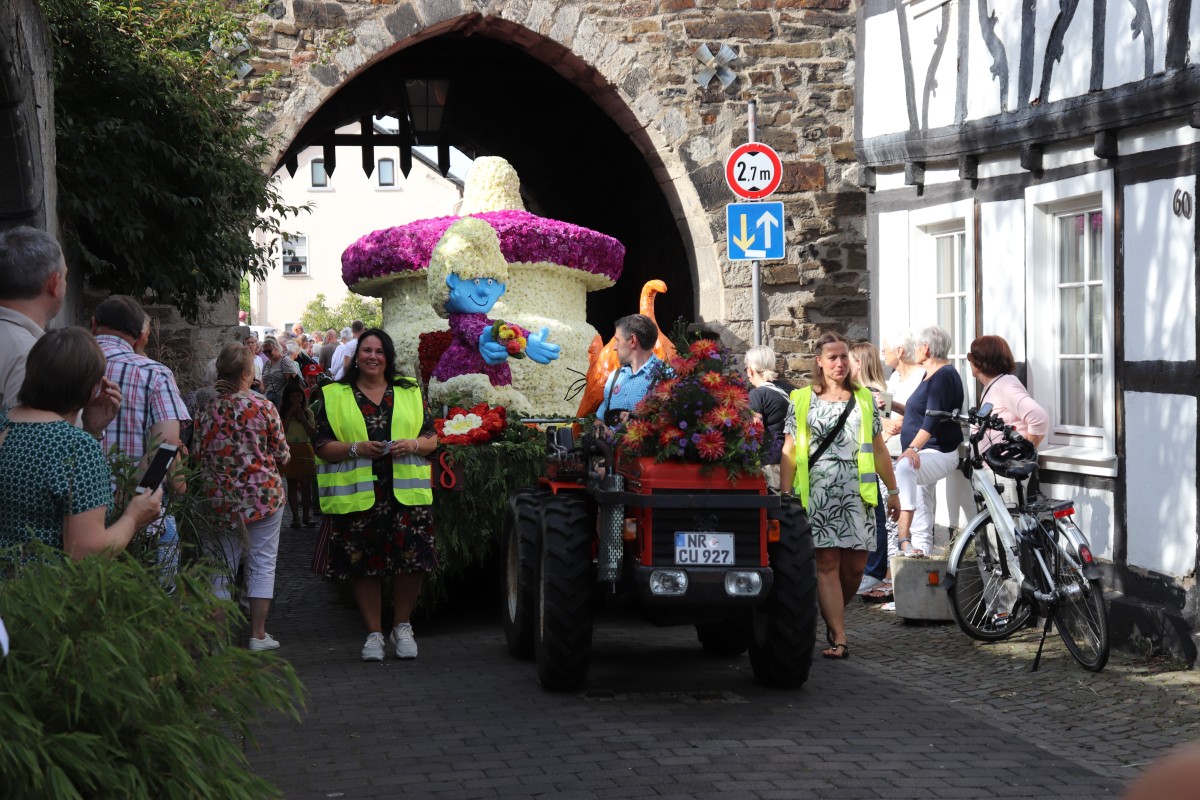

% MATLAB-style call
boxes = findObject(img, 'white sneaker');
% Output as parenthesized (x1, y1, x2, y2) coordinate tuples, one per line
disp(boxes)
(248, 633, 280, 651)
(361, 631, 386, 662)
(856, 575, 883, 595)
(389, 623, 418, 659)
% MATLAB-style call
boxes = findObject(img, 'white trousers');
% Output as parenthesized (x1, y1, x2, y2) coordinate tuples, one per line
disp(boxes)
(895, 447, 960, 555)
(214, 509, 283, 600)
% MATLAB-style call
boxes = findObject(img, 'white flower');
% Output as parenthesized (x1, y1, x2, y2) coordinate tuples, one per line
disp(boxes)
(382, 275, 447, 379)
(443, 412, 483, 435)
(460, 157, 525, 215)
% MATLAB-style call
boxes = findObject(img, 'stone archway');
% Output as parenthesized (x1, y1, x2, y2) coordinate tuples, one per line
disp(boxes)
(250, 4, 726, 331)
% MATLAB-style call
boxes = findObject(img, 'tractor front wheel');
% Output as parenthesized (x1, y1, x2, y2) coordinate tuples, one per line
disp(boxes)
(535, 493, 595, 690)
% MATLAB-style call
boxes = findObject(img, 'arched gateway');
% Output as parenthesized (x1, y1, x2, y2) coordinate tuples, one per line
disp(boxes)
(245, 1, 864, 359)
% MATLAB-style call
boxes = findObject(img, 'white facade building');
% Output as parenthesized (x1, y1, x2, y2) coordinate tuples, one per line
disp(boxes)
(857, 0, 1200, 663)
(252, 125, 462, 332)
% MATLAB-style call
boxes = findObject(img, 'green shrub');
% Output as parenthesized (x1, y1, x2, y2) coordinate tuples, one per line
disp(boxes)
(0, 547, 303, 799)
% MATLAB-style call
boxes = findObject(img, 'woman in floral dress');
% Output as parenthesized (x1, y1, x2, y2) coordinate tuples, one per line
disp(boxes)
(312, 329, 438, 662)
(779, 332, 900, 659)
(194, 342, 290, 651)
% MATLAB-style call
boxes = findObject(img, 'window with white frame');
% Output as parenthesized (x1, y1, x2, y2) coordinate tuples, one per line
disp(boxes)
(310, 158, 328, 188)
(933, 228, 972, 394)
(282, 234, 309, 276)
(1026, 172, 1115, 467)
(378, 158, 395, 187)
(908, 201, 976, 407)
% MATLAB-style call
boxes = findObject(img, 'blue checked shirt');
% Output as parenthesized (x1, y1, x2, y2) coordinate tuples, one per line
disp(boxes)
(596, 355, 662, 421)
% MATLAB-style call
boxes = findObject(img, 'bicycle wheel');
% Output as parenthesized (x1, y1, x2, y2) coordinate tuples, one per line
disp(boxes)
(948, 514, 1031, 641)
(1047, 520, 1109, 671)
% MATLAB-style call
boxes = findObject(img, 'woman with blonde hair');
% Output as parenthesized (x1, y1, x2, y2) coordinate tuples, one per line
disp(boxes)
(745, 344, 794, 491)
(193, 342, 290, 651)
(780, 332, 900, 659)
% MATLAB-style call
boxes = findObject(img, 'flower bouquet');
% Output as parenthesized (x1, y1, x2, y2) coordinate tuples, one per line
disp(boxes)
(491, 321, 528, 359)
(617, 339, 765, 479)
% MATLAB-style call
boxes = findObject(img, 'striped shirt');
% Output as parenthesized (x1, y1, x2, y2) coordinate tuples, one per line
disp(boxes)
(97, 335, 190, 462)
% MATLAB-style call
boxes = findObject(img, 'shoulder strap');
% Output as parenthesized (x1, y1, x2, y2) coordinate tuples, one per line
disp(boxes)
(808, 394, 855, 469)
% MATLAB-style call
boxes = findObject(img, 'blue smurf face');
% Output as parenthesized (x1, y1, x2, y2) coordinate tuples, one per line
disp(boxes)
(445, 273, 506, 314)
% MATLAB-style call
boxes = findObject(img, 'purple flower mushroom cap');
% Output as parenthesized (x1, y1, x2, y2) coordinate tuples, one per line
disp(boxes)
(341, 210, 625, 296)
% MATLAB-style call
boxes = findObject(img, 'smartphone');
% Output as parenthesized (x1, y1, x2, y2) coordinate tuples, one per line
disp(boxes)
(136, 443, 179, 494)
(878, 391, 893, 416)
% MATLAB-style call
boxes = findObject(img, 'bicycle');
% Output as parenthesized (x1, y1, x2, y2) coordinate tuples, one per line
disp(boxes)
(934, 403, 1110, 672)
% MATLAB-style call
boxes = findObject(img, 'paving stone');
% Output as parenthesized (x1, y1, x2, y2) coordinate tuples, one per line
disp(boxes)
(249, 509, 1197, 797)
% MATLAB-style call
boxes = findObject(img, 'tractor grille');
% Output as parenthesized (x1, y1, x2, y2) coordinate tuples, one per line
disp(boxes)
(649, 489, 763, 566)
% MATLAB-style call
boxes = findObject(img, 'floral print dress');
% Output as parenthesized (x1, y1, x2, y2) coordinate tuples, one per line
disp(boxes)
(313, 383, 439, 578)
(785, 394, 882, 550)
(194, 391, 290, 530)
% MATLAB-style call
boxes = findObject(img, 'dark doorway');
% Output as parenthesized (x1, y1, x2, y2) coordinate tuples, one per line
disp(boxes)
(278, 33, 695, 338)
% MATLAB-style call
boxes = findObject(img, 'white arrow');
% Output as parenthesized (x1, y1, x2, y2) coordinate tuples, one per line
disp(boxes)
(756, 209, 780, 250)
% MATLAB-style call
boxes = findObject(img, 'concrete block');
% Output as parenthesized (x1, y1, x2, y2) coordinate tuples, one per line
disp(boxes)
(891, 556, 953, 622)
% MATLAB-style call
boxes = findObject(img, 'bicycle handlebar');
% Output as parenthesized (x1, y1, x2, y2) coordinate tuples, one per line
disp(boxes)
(926, 407, 1028, 445)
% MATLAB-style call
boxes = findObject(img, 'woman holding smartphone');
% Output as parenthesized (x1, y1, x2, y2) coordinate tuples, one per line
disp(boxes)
(193, 342, 290, 651)
(0, 328, 163, 560)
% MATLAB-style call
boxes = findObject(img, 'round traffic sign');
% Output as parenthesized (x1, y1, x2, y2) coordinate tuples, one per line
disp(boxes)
(725, 143, 783, 200)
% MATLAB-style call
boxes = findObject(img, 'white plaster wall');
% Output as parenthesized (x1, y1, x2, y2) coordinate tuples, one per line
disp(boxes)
(1192, 0, 1200, 67)
(861, 12, 910, 140)
(1122, 176, 1197, 362)
(254, 139, 461, 331)
(907, 2, 958, 129)
(1037, 481, 1117, 561)
(978, 200, 1027, 360)
(991, 0, 1024, 113)
(1043, 0, 1094, 104)
(1125, 391, 1198, 577)
(1119, 122, 1200, 156)
(876, 210, 911, 339)
(966, 1, 1005, 119)
(1104, 0, 1156, 89)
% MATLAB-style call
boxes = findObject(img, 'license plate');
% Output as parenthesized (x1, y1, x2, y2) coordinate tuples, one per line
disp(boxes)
(674, 532, 734, 565)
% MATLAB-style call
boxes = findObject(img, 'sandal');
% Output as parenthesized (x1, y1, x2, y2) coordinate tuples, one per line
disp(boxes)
(897, 537, 925, 558)
(822, 643, 850, 659)
(862, 584, 894, 604)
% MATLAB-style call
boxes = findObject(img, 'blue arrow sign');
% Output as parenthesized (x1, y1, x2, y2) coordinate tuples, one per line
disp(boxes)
(727, 202, 785, 261)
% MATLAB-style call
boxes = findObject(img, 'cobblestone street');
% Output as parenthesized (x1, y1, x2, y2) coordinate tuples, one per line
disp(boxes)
(250, 519, 1200, 799)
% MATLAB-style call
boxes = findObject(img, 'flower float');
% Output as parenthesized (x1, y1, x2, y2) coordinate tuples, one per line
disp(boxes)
(617, 339, 765, 479)
(435, 402, 507, 445)
(341, 157, 624, 415)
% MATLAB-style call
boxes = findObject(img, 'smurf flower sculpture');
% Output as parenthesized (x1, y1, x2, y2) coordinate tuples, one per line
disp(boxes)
(340, 156, 624, 415)
(425, 216, 561, 413)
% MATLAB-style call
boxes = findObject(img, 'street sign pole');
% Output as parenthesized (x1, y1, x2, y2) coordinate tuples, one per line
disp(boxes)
(748, 99, 761, 347)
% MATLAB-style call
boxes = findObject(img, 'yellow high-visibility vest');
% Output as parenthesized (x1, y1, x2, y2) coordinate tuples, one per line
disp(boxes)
(790, 385, 879, 509)
(315, 382, 432, 513)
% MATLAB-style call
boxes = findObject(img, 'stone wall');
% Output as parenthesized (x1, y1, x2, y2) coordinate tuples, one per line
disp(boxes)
(241, 0, 863, 380)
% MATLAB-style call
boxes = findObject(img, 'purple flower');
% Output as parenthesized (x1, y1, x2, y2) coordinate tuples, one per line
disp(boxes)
(679, 421, 688, 430)
(342, 210, 625, 288)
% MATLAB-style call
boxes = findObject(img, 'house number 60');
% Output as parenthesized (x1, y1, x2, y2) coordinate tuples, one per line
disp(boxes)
(1173, 189, 1193, 219)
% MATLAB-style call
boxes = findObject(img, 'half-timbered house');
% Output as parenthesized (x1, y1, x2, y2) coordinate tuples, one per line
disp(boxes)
(856, 0, 1200, 663)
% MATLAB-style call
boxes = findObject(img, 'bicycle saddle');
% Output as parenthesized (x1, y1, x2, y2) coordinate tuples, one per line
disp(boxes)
(984, 439, 1039, 479)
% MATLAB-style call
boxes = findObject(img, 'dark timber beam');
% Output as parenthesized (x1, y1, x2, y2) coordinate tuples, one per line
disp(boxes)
(904, 161, 925, 187)
(1020, 143, 1043, 175)
(859, 166, 876, 192)
(854, 66, 1200, 167)
(958, 155, 978, 182)
(1094, 130, 1118, 159)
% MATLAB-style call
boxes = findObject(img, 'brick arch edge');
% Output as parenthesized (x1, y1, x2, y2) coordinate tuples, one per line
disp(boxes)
(248, 2, 725, 323)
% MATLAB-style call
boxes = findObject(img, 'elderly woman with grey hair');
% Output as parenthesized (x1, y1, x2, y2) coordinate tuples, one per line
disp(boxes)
(893, 325, 964, 557)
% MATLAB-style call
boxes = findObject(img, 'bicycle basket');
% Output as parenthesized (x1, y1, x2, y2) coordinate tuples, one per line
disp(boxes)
(983, 438, 1039, 479)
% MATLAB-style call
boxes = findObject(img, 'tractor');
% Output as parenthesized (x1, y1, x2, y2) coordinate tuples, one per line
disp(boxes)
(501, 424, 817, 690)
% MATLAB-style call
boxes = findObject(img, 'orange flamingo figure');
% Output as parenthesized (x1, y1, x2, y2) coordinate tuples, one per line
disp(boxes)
(576, 279, 677, 418)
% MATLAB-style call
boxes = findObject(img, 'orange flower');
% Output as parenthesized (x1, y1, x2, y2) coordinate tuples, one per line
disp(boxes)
(704, 404, 739, 429)
(713, 384, 749, 410)
(658, 427, 686, 447)
(699, 370, 724, 390)
(696, 430, 726, 460)
(689, 339, 720, 359)
(668, 354, 697, 376)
